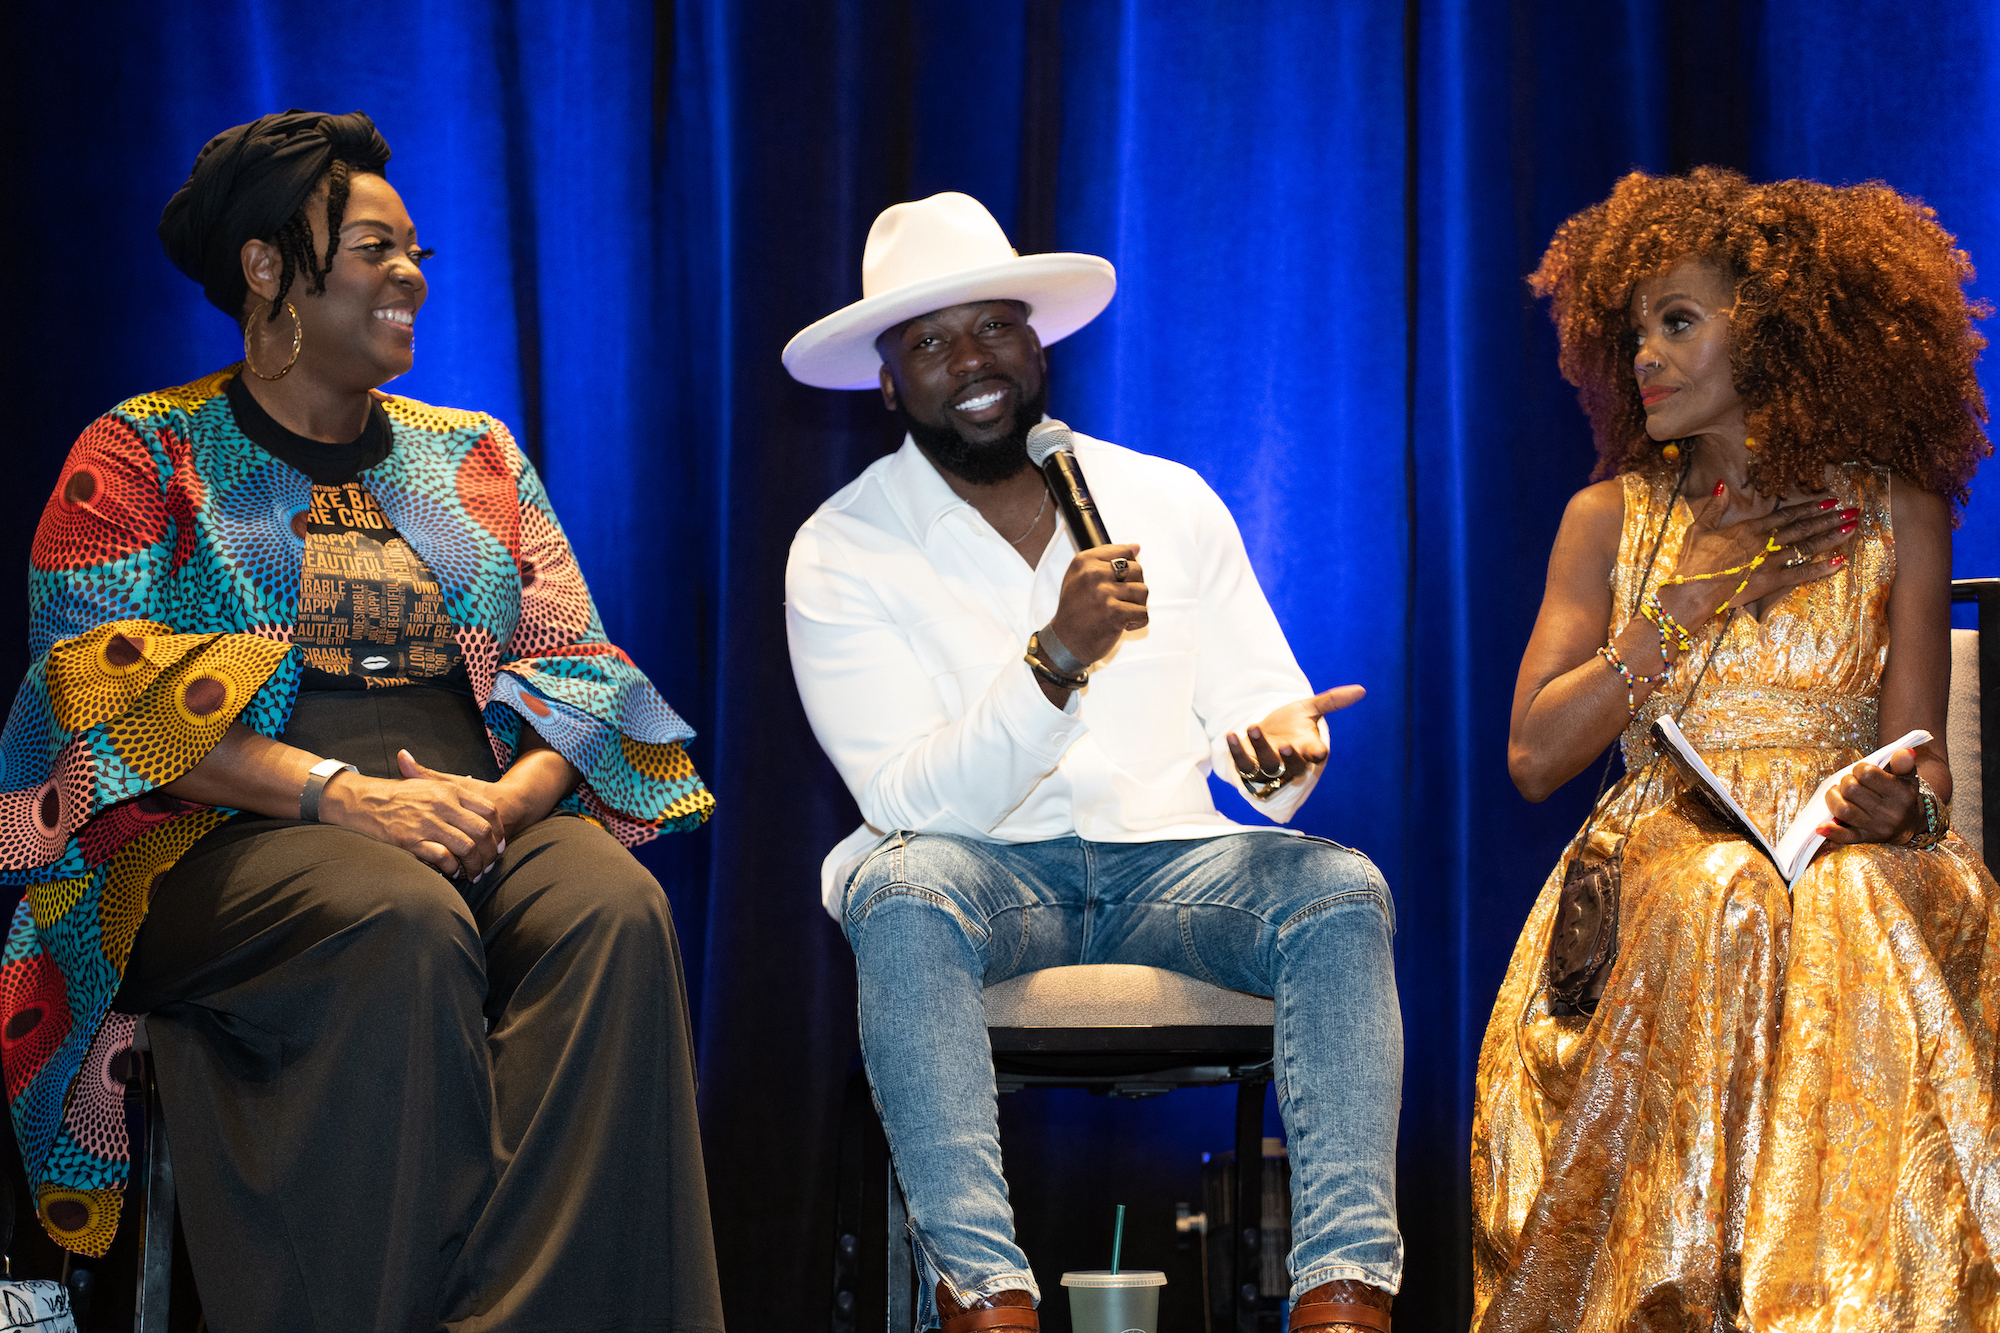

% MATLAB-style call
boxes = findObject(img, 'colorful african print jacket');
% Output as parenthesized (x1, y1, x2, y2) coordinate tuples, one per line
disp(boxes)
(0, 367, 713, 1254)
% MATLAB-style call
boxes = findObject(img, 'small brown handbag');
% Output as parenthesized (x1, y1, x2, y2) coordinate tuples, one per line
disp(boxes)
(1544, 610, 1731, 1017)
(1547, 834, 1624, 1016)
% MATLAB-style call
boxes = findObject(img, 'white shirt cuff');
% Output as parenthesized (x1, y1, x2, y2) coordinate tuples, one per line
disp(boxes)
(1000, 659, 1088, 760)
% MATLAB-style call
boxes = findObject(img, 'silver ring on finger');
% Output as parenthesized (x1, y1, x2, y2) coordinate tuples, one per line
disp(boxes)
(1110, 557, 1131, 581)
(1783, 543, 1810, 568)
(1255, 760, 1286, 780)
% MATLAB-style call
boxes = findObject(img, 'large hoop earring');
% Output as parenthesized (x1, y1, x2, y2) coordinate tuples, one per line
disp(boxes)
(244, 301, 302, 381)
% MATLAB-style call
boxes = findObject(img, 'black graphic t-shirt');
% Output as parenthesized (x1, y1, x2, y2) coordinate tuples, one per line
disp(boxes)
(293, 482, 461, 689)
(226, 374, 463, 692)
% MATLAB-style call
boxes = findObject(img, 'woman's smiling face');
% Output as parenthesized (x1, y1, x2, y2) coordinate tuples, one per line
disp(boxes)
(242, 171, 431, 390)
(1628, 257, 1743, 442)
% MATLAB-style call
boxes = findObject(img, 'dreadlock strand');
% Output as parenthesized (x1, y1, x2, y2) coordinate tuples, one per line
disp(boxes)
(315, 160, 353, 292)
(266, 213, 311, 321)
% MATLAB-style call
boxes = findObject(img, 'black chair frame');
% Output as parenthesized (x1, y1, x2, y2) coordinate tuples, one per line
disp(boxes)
(131, 1016, 174, 1333)
(1952, 577, 1997, 850)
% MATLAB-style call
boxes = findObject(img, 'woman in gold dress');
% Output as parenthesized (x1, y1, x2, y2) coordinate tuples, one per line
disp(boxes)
(1473, 167, 1999, 1331)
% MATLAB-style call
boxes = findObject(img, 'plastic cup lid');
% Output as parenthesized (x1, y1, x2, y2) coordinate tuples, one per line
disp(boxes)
(1060, 1270, 1167, 1288)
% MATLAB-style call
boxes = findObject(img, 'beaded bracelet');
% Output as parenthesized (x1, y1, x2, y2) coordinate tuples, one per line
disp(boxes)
(1902, 774, 1950, 851)
(1640, 590, 1696, 657)
(1597, 644, 1670, 717)
(1633, 603, 1676, 667)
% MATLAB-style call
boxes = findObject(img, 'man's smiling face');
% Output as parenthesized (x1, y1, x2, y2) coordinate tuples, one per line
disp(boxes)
(876, 300, 1049, 485)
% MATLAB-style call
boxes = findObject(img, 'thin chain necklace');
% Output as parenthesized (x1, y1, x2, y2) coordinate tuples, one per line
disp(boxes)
(1007, 489, 1049, 545)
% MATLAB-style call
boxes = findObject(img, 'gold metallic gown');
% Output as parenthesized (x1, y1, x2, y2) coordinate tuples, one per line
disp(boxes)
(1472, 468, 2000, 1332)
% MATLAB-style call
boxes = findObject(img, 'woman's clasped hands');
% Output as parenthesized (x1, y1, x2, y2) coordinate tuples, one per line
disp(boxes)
(316, 749, 508, 880)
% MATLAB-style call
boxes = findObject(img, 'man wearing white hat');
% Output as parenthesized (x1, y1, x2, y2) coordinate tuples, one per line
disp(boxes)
(783, 193, 1402, 1333)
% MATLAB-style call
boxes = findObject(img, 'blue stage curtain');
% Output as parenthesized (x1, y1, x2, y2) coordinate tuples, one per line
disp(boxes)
(2, 2, 1997, 1328)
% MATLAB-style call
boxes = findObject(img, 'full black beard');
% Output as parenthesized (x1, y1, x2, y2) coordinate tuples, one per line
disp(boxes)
(900, 379, 1050, 486)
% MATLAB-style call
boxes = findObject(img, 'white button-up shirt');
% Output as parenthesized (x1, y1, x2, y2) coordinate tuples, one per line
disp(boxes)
(786, 432, 1323, 916)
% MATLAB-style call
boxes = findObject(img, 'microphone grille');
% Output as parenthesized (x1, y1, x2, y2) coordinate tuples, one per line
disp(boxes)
(1025, 419, 1075, 467)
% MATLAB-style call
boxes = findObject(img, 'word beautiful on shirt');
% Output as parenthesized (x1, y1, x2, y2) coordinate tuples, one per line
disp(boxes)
(294, 481, 459, 686)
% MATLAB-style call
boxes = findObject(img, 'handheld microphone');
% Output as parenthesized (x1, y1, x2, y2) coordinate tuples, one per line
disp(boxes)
(1026, 419, 1112, 552)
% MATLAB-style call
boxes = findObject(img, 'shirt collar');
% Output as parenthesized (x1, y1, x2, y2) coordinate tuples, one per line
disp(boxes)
(879, 416, 1062, 547)
(881, 435, 973, 545)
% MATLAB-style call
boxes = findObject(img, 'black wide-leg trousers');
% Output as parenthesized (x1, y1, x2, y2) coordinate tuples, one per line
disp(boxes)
(116, 812, 725, 1333)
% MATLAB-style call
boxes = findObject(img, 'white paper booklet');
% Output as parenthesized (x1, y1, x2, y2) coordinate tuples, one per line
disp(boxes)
(1650, 716, 1931, 886)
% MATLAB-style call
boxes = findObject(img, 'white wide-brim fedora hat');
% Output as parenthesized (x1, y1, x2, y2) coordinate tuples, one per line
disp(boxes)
(782, 191, 1117, 390)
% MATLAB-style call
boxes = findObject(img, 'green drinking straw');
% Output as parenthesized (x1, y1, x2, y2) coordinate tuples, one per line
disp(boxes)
(1110, 1203, 1127, 1275)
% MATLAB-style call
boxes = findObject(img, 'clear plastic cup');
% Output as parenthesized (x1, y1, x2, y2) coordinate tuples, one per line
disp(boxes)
(1061, 1270, 1166, 1333)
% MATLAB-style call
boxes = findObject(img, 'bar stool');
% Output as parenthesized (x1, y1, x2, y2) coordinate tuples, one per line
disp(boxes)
(832, 963, 1277, 1333)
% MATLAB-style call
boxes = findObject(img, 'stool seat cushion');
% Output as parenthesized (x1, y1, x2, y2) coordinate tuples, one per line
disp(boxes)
(982, 964, 1274, 1029)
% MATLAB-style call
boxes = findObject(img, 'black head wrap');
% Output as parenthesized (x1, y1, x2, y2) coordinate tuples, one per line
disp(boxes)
(158, 110, 393, 317)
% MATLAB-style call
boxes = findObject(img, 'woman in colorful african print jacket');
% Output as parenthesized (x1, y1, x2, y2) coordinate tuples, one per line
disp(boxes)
(0, 111, 723, 1332)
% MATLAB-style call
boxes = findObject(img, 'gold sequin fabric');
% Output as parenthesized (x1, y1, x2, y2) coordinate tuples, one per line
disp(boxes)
(1471, 467, 2000, 1332)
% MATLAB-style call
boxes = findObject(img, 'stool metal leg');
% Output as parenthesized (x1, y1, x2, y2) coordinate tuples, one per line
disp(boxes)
(133, 1019, 173, 1333)
(1233, 1077, 1267, 1333)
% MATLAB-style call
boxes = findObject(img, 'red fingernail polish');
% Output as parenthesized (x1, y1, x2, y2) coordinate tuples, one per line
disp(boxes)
(1841, 507, 1859, 519)
(1819, 498, 1836, 509)
(1714, 482, 1727, 496)
(1829, 554, 1845, 567)
(1837, 521, 1856, 534)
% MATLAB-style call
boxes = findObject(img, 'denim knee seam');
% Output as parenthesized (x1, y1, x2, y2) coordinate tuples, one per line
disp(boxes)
(995, 904, 1032, 977)
(846, 883, 993, 952)
(1177, 904, 1224, 987)
(1275, 883, 1392, 937)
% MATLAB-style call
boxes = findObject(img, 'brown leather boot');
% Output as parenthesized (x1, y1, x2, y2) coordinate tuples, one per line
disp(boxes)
(1289, 1278, 1393, 1332)
(937, 1281, 1039, 1332)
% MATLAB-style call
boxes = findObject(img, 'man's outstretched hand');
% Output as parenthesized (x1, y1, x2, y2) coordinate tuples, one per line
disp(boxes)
(1225, 685, 1365, 794)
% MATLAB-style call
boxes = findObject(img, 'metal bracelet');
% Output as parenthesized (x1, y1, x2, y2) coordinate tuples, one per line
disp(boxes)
(1035, 624, 1089, 677)
(299, 757, 358, 823)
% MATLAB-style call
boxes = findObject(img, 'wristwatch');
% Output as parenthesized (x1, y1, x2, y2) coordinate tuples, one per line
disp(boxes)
(300, 757, 358, 823)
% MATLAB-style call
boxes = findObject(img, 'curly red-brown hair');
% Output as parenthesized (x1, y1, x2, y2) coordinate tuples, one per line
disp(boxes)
(1530, 167, 1991, 510)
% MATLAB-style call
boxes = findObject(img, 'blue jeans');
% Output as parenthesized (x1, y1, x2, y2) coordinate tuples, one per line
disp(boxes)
(842, 830, 1403, 1326)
